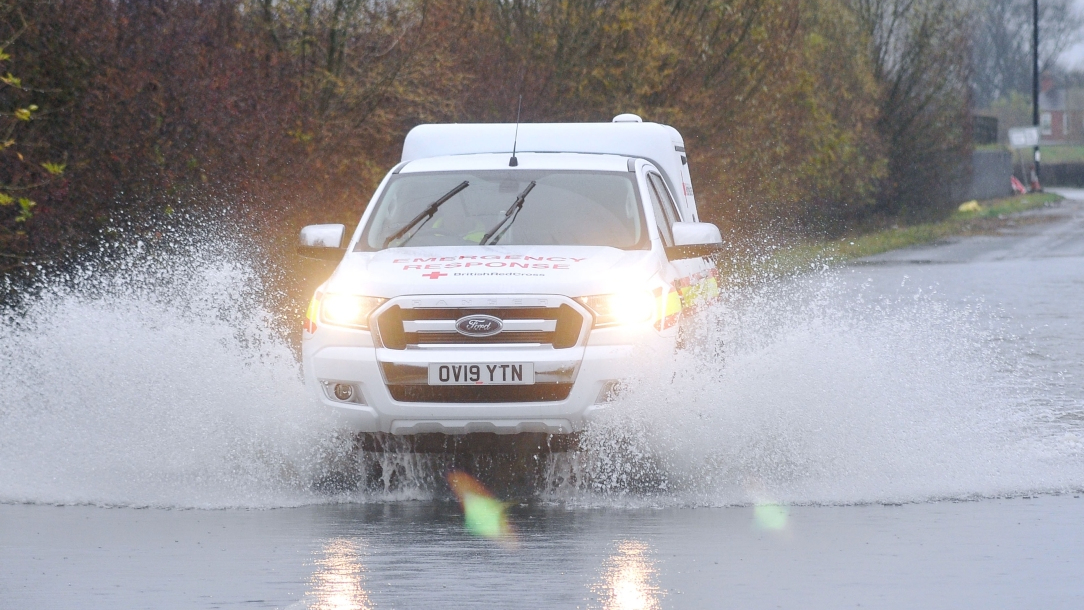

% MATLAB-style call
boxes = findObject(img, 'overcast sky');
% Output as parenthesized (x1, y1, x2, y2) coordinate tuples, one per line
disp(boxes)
(1057, 0, 1084, 68)
(1060, 40, 1084, 70)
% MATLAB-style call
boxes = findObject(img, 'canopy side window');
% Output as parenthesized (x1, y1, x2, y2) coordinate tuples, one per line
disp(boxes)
(647, 172, 683, 223)
(645, 173, 675, 247)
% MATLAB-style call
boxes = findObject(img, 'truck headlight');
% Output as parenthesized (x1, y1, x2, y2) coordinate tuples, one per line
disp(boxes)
(319, 294, 386, 330)
(576, 291, 657, 327)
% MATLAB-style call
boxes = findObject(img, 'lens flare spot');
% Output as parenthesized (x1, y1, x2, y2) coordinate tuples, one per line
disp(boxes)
(446, 471, 514, 542)
(754, 503, 790, 530)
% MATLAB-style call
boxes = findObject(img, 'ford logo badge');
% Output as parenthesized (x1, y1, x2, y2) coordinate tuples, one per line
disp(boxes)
(455, 314, 503, 337)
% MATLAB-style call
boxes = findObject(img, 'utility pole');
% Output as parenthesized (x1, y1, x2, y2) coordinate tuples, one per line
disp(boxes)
(1033, 0, 1041, 189)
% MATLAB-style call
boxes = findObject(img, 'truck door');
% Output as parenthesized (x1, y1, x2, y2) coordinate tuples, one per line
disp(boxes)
(645, 171, 720, 317)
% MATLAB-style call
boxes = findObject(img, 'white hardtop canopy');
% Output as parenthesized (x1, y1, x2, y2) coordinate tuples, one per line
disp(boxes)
(401, 119, 698, 220)
(399, 152, 629, 174)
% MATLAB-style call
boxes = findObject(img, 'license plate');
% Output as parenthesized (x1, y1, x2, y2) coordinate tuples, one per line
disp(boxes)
(427, 363, 535, 385)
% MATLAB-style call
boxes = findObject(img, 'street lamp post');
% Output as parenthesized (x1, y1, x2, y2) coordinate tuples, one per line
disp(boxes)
(1033, 0, 1041, 189)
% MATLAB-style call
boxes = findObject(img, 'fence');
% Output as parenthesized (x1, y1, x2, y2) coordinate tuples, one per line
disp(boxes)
(1038, 163, 1084, 186)
(965, 149, 1013, 200)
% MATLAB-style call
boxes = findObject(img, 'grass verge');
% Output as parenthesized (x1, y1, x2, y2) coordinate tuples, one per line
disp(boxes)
(716, 192, 1065, 284)
(791, 192, 1063, 263)
(1038, 146, 1084, 164)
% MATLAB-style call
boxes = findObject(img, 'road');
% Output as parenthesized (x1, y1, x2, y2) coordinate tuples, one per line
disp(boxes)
(2, 192, 1083, 609)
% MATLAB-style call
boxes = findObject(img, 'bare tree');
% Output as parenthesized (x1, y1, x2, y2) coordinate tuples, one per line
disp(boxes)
(971, 0, 1083, 108)
(849, 0, 973, 215)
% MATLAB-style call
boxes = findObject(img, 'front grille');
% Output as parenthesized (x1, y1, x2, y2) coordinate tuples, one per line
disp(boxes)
(375, 304, 584, 350)
(386, 383, 574, 403)
(404, 331, 552, 345)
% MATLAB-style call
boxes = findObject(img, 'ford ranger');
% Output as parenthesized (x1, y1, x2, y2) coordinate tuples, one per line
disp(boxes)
(298, 114, 723, 439)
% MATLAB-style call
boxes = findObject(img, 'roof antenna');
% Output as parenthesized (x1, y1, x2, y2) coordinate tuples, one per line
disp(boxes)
(509, 95, 522, 167)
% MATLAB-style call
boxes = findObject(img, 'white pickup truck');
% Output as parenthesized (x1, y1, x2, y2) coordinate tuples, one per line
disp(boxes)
(299, 114, 723, 440)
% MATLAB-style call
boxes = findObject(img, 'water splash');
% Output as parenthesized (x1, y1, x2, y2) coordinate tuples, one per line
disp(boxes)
(0, 229, 348, 508)
(1, 230, 1081, 509)
(548, 271, 1084, 506)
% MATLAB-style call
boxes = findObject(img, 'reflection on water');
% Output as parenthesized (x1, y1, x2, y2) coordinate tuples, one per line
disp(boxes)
(305, 539, 372, 610)
(590, 540, 663, 610)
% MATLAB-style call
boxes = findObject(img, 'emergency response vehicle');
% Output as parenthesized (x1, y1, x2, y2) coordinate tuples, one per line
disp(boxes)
(299, 114, 723, 438)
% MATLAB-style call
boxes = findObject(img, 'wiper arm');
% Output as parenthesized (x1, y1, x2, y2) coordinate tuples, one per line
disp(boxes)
(480, 181, 536, 246)
(383, 180, 470, 248)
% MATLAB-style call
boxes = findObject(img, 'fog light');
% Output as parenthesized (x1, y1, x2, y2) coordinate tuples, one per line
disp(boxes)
(595, 380, 622, 404)
(333, 383, 354, 401)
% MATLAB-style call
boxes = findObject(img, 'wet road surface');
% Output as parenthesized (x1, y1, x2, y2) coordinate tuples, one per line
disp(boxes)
(3, 192, 1084, 609)
(2, 496, 1083, 609)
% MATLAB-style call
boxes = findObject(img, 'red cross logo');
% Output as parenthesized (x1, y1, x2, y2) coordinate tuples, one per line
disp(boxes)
(422, 271, 447, 280)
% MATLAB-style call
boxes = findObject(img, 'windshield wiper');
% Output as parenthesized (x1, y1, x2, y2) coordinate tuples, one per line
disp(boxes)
(480, 181, 536, 246)
(383, 180, 470, 248)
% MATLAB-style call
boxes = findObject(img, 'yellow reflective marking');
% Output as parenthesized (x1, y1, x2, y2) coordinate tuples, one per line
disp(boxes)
(305, 293, 322, 324)
(699, 275, 720, 300)
(664, 289, 682, 316)
(678, 274, 721, 310)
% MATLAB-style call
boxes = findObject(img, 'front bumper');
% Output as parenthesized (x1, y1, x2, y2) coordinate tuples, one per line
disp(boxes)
(302, 295, 673, 434)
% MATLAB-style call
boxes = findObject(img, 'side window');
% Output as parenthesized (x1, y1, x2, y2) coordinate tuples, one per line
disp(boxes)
(645, 174, 674, 247)
(648, 173, 682, 224)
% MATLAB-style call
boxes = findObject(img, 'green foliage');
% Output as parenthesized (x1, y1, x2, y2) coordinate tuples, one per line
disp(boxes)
(2, 6, 47, 252)
(15, 197, 34, 222)
(734, 0, 886, 229)
(0, 0, 975, 273)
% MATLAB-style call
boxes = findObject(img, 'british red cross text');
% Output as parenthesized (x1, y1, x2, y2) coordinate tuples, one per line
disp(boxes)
(396, 256, 585, 271)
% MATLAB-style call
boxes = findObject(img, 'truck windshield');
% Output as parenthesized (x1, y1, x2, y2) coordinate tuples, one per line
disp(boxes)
(356, 170, 648, 250)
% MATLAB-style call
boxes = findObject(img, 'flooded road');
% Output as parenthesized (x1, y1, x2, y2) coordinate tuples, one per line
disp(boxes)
(3, 193, 1084, 608)
(2, 496, 1082, 609)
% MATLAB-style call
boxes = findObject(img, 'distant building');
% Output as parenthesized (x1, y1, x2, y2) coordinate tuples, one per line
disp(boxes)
(974, 115, 998, 145)
(1039, 76, 1084, 144)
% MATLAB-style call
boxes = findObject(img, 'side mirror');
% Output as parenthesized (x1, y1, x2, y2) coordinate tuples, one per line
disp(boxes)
(298, 224, 346, 261)
(666, 222, 724, 260)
